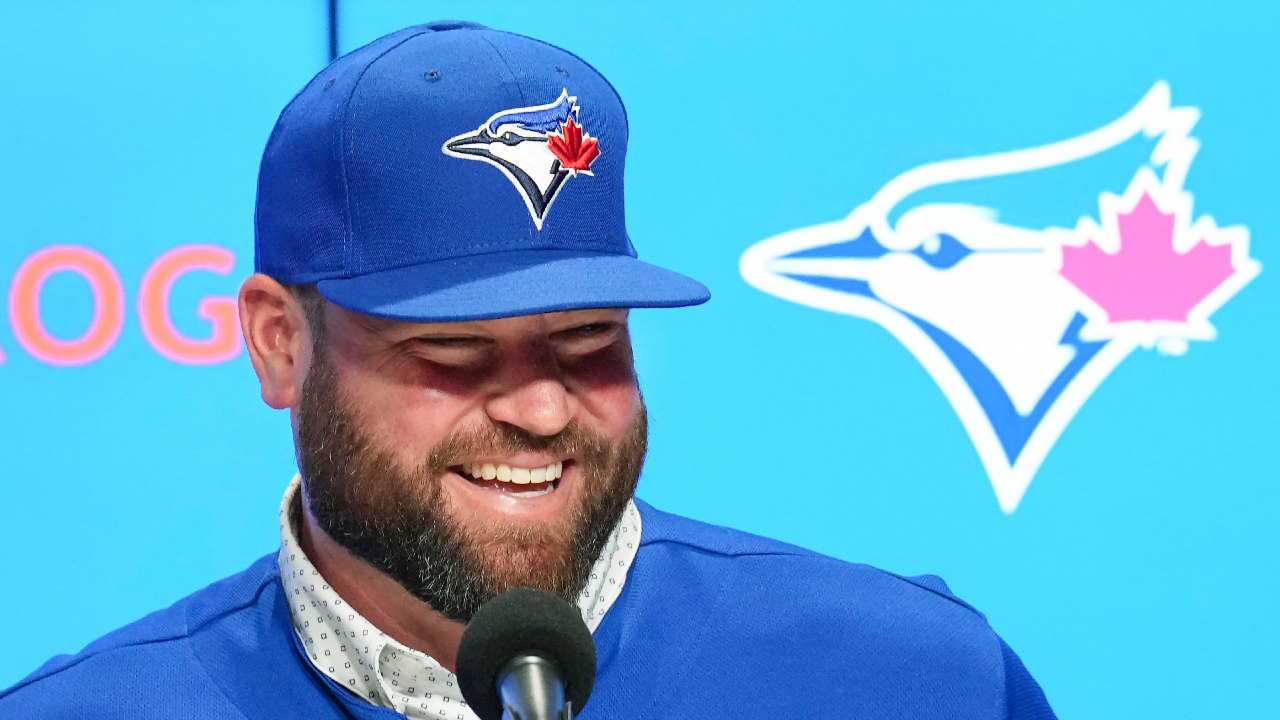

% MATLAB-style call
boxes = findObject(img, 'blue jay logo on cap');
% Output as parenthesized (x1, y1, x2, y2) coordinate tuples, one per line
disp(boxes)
(443, 89, 601, 230)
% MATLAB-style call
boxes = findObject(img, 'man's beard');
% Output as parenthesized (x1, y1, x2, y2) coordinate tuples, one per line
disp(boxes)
(295, 349, 646, 623)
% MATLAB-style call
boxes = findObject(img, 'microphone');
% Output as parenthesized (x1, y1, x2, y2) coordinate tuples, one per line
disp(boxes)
(456, 588, 597, 720)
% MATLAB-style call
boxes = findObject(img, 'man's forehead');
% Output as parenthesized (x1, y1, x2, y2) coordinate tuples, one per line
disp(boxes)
(329, 303, 629, 337)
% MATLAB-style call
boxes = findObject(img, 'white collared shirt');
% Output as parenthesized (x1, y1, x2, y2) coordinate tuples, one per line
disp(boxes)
(277, 476, 641, 719)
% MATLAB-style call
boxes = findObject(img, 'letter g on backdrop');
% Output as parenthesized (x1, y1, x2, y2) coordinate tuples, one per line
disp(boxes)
(4, 244, 242, 367)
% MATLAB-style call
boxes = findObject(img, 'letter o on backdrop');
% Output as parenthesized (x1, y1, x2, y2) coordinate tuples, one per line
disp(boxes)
(138, 245, 241, 365)
(8, 246, 126, 366)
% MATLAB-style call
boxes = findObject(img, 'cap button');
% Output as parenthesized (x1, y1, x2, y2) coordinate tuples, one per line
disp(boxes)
(424, 20, 486, 32)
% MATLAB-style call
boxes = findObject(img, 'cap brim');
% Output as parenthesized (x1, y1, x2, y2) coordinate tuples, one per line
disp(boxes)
(317, 249, 710, 323)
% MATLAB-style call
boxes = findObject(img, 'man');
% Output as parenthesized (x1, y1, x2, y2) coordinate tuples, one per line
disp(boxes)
(1, 22, 1056, 719)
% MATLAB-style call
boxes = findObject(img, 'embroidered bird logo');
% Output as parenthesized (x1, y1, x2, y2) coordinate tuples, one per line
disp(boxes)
(443, 89, 602, 229)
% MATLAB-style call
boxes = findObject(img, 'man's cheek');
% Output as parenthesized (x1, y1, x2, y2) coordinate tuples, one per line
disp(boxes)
(589, 345, 643, 417)
(579, 385, 643, 440)
(346, 386, 461, 463)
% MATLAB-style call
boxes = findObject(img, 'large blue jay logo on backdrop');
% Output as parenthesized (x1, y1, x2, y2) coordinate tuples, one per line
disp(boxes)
(443, 89, 601, 230)
(741, 82, 1260, 512)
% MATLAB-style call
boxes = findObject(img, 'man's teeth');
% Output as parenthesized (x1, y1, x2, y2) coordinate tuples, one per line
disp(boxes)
(468, 461, 563, 486)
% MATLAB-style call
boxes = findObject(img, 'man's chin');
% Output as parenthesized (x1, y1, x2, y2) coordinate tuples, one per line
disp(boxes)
(437, 484, 588, 601)
(467, 541, 579, 598)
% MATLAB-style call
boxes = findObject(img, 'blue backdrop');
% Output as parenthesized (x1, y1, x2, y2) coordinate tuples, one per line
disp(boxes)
(2, 2, 1276, 718)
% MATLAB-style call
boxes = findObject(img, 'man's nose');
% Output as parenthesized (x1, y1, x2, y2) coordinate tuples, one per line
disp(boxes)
(483, 352, 577, 437)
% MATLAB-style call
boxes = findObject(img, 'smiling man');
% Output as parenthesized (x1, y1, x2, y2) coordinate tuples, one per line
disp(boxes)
(1, 22, 1055, 720)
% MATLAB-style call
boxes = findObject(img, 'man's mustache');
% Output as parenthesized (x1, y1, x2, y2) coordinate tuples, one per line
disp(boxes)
(427, 421, 609, 474)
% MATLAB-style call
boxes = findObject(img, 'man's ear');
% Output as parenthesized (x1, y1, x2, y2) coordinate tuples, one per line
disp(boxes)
(238, 274, 314, 409)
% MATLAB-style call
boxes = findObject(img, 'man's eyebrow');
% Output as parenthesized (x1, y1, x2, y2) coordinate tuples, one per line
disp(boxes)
(411, 332, 493, 342)
(554, 319, 623, 331)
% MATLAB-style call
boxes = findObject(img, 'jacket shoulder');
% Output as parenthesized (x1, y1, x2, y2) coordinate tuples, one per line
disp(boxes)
(612, 501, 1023, 718)
(634, 498, 981, 617)
(0, 554, 280, 716)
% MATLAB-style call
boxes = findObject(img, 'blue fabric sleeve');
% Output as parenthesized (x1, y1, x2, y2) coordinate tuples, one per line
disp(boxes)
(1000, 638, 1057, 719)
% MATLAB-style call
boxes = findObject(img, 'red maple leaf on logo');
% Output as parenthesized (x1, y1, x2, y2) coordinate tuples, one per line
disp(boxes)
(548, 118, 600, 174)
(1059, 192, 1236, 323)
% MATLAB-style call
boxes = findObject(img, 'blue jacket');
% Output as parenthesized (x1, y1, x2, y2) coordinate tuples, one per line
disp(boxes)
(1, 500, 1055, 719)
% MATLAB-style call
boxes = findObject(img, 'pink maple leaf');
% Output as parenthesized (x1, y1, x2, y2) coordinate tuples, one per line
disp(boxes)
(1059, 193, 1235, 323)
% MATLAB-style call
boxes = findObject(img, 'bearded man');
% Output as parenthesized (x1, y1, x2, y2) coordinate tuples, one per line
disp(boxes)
(1, 21, 1056, 720)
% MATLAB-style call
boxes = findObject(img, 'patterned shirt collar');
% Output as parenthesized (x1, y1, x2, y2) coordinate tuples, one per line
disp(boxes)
(277, 475, 641, 719)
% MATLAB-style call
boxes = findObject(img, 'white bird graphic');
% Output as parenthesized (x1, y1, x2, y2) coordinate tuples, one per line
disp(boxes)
(741, 82, 1258, 513)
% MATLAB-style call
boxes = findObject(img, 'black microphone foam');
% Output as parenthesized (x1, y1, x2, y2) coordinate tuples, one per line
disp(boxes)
(456, 587, 597, 720)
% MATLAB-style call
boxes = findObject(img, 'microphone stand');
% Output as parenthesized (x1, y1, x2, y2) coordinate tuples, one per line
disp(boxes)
(497, 652, 575, 720)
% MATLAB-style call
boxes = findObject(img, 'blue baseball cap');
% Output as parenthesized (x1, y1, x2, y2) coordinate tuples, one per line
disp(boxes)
(254, 21, 710, 322)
